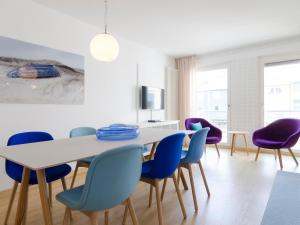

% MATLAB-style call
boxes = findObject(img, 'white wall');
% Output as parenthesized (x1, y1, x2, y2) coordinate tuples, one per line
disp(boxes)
(197, 37, 300, 146)
(0, 0, 174, 190)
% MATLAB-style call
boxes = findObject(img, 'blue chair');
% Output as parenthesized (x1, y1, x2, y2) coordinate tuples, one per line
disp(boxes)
(69, 127, 96, 188)
(4, 132, 71, 225)
(139, 133, 187, 225)
(56, 144, 143, 225)
(175, 128, 211, 211)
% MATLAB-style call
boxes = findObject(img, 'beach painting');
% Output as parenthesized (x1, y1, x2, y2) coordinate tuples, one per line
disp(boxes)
(0, 36, 84, 104)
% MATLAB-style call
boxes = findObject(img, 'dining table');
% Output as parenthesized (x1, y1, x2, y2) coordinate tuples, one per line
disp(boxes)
(0, 128, 194, 225)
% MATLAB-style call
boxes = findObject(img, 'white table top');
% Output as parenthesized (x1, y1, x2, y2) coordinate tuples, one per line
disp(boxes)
(0, 128, 193, 170)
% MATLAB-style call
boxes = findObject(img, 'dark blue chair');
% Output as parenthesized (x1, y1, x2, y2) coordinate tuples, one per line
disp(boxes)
(3, 132, 71, 225)
(56, 144, 143, 225)
(69, 127, 97, 188)
(139, 133, 187, 225)
(176, 128, 210, 211)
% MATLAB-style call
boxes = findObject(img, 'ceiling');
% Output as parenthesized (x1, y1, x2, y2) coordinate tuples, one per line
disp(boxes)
(34, 0, 300, 57)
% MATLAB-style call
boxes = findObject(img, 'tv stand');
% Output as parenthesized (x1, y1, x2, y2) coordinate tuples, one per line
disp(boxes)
(136, 120, 179, 130)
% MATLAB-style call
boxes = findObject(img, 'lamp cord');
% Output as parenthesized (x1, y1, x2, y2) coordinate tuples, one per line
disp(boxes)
(104, 0, 108, 33)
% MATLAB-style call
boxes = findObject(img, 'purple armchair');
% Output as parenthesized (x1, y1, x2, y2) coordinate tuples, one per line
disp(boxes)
(185, 118, 222, 157)
(253, 118, 300, 169)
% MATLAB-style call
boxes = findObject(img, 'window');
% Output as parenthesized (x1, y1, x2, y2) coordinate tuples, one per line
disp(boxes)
(264, 60, 300, 149)
(192, 68, 228, 142)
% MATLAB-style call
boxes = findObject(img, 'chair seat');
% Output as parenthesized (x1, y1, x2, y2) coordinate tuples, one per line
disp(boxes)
(56, 185, 84, 209)
(7, 164, 71, 185)
(254, 138, 283, 149)
(142, 151, 190, 177)
(206, 136, 221, 144)
(79, 156, 95, 164)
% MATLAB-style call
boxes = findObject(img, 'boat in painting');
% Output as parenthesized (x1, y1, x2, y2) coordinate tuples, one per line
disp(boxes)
(7, 64, 60, 79)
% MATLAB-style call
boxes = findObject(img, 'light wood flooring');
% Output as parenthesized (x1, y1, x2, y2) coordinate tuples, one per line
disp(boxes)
(1, 147, 299, 225)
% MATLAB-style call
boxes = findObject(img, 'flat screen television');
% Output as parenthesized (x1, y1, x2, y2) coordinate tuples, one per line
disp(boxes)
(141, 86, 165, 110)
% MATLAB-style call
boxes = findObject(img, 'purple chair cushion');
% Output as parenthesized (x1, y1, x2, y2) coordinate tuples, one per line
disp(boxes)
(185, 118, 222, 144)
(253, 138, 283, 149)
(206, 136, 221, 144)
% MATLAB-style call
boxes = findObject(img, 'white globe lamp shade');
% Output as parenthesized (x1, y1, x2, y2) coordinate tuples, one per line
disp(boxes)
(89, 33, 119, 62)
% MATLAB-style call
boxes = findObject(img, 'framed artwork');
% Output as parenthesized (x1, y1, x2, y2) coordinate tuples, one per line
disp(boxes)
(0, 36, 84, 104)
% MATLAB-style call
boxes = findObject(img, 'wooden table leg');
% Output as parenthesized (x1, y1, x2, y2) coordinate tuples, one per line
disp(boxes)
(243, 134, 249, 155)
(14, 168, 30, 225)
(230, 134, 236, 156)
(36, 169, 54, 225)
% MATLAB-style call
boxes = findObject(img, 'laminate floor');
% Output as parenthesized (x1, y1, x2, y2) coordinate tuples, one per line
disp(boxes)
(1, 148, 299, 225)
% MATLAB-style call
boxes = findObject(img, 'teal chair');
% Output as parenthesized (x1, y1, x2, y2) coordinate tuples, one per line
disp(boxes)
(56, 144, 143, 225)
(169, 128, 211, 211)
(69, 127, 96, 188)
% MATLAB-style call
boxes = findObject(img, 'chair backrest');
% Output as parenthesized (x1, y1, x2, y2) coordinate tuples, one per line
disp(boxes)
(69, 127, 96, 138)
(185, 118, 211, 130)
(183, 128, 210, 163)
(6, 132, 53, 176)
(185, 117, 221, 139)
(150, 133, 185, 179)
(76, 144, 143, 211)
(261, 118, 300, 141)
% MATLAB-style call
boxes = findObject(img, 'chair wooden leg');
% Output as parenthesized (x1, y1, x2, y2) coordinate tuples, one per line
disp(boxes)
(288, 148, 299, 166)
(198, 161, 210, 197)
(104, 210, 109, 225)
(60, 178, 73, 221)
(61, 178, 67, 191)
(70, 163, 79, 189)
(243, 134, 249, 155)
(230, 134, 236, 156)
(255, 147, 261, 161)
(180, 170, 189, 191)
(62, 208, 71, 225)
(148, 185, 153, 208)
(172, 174, 187, 219)
(187, 164, 198, 211)
(161, 178, 168, 201)
(214, 144, 220, 157)
(4, 181, 18, 225)
(48, 183, 53, 207)
(89, 212, 100, 225)
(177, 167, 181, 184)
(277, 149, 283, 170)
(177, 167, 188, 190)
(127, 197, 139, 225)
(154, 180, 164, 225)
(122, 205, 128, 225)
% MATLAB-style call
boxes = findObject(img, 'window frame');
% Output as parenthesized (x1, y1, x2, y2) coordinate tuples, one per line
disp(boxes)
(259, 52, 300, 127)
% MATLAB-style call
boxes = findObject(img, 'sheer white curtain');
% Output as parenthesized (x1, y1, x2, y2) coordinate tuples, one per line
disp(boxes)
(175, 56, 198, 129)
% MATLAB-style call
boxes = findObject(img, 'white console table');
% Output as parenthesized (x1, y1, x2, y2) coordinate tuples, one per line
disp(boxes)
(136, 120, 179, 130)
